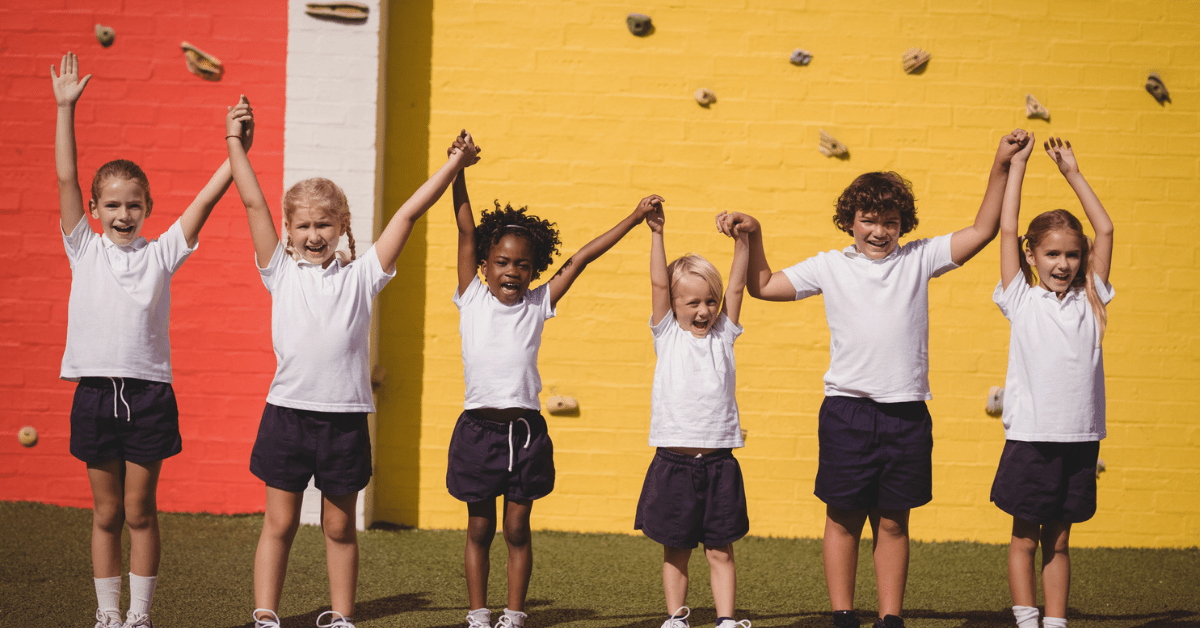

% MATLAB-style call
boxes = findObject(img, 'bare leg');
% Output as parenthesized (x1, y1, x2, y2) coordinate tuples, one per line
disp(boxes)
(1040, 522, 1072, 619)
(254, 486, 303, 619)
(663, 545, 692, 615)
(465, 499, 497, 610)
(323, 492, 359, 618)
(1008, 518, 1040, 608)
(123, 460, 163, 577)
(869, 509, 910, 618)
(502, 498, 534, 612)
(87, 459, 126, 578)
(705, 543, 736, 618)
(824, 505, 868, 611)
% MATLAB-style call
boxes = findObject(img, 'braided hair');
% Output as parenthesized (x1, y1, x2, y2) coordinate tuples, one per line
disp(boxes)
(281, 177, 356, 262)
(475, 201, 561, 279)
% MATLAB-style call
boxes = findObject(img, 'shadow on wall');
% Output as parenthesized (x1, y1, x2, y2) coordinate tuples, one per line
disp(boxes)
(376, 0, 433, 527)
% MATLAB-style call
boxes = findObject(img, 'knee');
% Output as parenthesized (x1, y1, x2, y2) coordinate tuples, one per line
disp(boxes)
(467, 519, 496, 547)
(263, 511, 300, 541)
(704, 545, 734, 566)
(323, 518, 356, 546)
(876, 516, 909, 539)
(503, 520, 531, 548)
(93, 502, 125, 533)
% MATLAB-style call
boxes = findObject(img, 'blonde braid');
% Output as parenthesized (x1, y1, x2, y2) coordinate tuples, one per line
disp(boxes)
(344, 223, 357, 261)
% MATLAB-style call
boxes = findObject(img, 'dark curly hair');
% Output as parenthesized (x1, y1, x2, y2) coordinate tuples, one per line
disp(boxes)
(833, 171, 918, 237)
(475, 201, 561, 279)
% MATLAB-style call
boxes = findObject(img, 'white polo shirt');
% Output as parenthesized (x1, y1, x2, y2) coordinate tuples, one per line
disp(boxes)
(260, 242, 394, 413)
(994, 275, 1113, 442)
(781, 234, 958, 402)
(60, 217, 195, 383)
(454, 276, 555, 411)
(649, 313, 744, 448)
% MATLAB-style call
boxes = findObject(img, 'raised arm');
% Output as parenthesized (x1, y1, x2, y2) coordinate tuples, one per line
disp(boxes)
(716, 212, 794, 301)
(1000, 130, 1035, 289)
(226, 96, 279, 268)
(51, 52, 92, 234)
(450, 137, 479, 296)
(646, 198, 670, 325)
(1046, 137, 1112, 284)
(721, 213, 750, 327)
(950, 130, 1027, 265)
(546, 195, 658, 308)
(376, 131, 479, 273)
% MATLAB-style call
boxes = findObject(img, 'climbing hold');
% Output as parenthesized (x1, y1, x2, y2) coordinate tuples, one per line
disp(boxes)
(1025, 93, 1049, 120)
(1145, 72, 1170, 104)
(790, 49, 812, 66)
(627, 13, 653, 36)
(740, 428, 748, 441)
(305, 2, 369, 23)
(818, 129, 848, 157)
(95, 24, 115, 47)
(1095, 458, 1106, 479)
(18, 426, 37, 448)
(902, 47, 930, 74)
(986, 386, 1004, 417)
(181, 42, 223, 81)
(546, 395, 578, 415)
(695, 88, 716, 107)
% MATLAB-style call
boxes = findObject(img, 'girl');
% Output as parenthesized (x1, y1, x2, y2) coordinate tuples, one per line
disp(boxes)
(993, 134, 1114, 628)
(225, 101, 479, 628)
(636, 201, 752, 628)
(53, 52, 246, 628)
(447, 134, 655, 628)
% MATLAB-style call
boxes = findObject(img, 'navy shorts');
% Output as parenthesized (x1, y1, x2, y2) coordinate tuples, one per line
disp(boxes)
(991, 440, 1099, 524)
(70, 377, 182, 464)
(815, 395, 933, 511)
(249, 403, 372, 496)
(446, 410, 555, 503)
(634, 448, 750, 549)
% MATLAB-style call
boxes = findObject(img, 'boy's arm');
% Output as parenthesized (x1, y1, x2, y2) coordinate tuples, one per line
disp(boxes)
(51, 52, 92, 234)
(647, 200, 670, 325)
(1046, 137, 1113, 284)
(716, 212, 795, 301)
(722, 218, 750, 326)
(226, 97, 280, 268)
(376, 131, 479, 274)
(547, 195, 660, 308)
(950, 130, 1027, 265)
(1000, 131, 1035, 289)
(451, 150, 478, 296)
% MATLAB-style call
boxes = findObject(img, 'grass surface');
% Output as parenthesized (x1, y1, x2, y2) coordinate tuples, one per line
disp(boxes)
(1, 501, 1197, 628)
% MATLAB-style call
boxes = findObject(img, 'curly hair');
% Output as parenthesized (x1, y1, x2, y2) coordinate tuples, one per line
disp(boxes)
(281, 177, 356, 262)
(833, 171, 918, 237)
(91, 159, 153, 215)
(475, 201, 561, 278)
(1019, 209, 1107, 342)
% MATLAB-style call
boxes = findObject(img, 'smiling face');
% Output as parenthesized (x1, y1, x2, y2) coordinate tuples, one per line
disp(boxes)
(672, 273, 722, 338)
(852, 208, 901, 259)
(89, 177, 150, 245)
(481, 234, 534, 305)
(1026, 228, 1083, 297)
(286, 205, 342, 267)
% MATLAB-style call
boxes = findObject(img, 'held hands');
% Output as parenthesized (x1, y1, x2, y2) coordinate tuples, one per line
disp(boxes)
(715, 211, 758, 239)
(639, 195, 665, 233)
(996, 128, 1032, 166)
(448, 130, 482, 167)
(51, 52, 92, 107)
(225, 95, 255, 152)
(1044, 136, 1079, 176)
(1011, 129, 1035, 164)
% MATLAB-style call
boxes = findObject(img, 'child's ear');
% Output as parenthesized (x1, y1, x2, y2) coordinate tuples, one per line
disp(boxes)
(1024, 246, 1036, 268)
(88, 199, 99, 219)
(145, 199, 153, 218)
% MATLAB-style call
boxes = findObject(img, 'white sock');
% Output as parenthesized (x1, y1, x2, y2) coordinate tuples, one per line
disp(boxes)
(1043, 617, 1067, 628)
(128, 573, 157, 616)
(1013, 606, 1039, 628)
(94, 576, 121, 613)
(503, 608, 527, 627)
(468, 608, 492, 626)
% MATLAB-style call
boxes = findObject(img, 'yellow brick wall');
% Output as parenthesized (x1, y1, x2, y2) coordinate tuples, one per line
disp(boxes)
(377, 0, 1200, 547)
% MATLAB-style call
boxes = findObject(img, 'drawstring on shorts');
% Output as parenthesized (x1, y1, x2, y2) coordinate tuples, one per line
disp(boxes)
(507, 417, 531, 472)
(108, 377, 132, 423)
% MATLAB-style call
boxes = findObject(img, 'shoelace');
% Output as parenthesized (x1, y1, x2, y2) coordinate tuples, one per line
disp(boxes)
(108, 377, 132, 423)
(252, 608, 282, 628)
(718, 620, 752, 628)
(317, 610, 357, 628)
(95, 609, 123, 628)
(465, 611, 492, 628)
(663, 606, 691, 628)
(123, 612, 153, 628)
(507, 417, 531, 472)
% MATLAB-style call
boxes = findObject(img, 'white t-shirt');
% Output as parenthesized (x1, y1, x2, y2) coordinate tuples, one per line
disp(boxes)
(454, 276, 556, 411)
(993, 275, 1113, 442)
(649, 313, 744, 448)
(60, 217, 195, 382)
(260, 242, 394, 413)
(781, 235, 958, 402)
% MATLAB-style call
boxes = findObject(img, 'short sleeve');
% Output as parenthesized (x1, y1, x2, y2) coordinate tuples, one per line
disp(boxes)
(993, 277, 1030, 321)
(259, 241, 289, 292)
(781, 256, 823, 300)
(453, 275, 486, 309)
(353, 245, 396, 299)
(925, 234, 959, 279)
(1094, 274, 1115, 305)
(61, 215, 95, 268)
(713, 313, 743, 344)
(154, 220, 197, 274)
(650, 312, 673, 337)
(529, 283, 556, 321)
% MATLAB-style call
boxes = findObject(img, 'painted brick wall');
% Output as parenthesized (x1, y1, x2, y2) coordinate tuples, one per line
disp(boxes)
(0, 0, 287, 513)
(382, 0, 1200, 547)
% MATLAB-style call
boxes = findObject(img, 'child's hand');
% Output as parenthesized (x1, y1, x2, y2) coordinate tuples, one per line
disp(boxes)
(996, 128, 1030, 166)
(226, 94, 255, 151)
(645, 198, 665, 233)
(716, 211, 758, 238)
(448, 130, 481, 167)
(1011, 129, 1035, 164)
(50, 52, 92, 107)
(635, 195, 665, 226)
(1044, 137, 1079, 176)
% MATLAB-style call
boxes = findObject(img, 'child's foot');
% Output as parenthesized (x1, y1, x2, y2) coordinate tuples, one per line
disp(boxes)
(873, 616, 904, 628)
(716, 619, 752, 628)
(253, 608, 282, 628)
(832, 611, 860, 628)
(661, 606, 691, 628)
(94, 609, 123, 628)
(495, 608, 527, 628)
(316, 610, 356, 628)
(466, 608, 492, 628)
(121, 612, 154, 628)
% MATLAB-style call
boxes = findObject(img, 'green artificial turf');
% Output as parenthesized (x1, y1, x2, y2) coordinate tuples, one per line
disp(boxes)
(1, 501, 1197, 627)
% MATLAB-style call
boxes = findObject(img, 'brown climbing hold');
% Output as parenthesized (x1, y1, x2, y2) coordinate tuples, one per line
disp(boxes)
(627, 13, 653, 36)
(181, 42, 223, 81)
(18, 426, 38, 447)
(1146, 72, 1170, 104)
(95, 24, 115, 47)
(1025, 93, 1049, 120)
(305, 2, 369, 23)
(819, 129, 848, 157)
(546, 395, 579, 415)
(790, 49, 813, 66)
(902, 48, 930, 74)
(695, 88, 716, 107)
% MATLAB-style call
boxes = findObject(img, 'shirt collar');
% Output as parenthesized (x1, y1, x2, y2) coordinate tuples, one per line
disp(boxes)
(100, 233, 148, 251)
(842, 244, 899, 262)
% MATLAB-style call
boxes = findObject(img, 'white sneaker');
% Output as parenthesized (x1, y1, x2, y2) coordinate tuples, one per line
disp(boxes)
(316, 611, 356, 628)
(661, 606, 691, 628)
(717, 620, 752, 628)
(122, 612, 154, 628)
(466, 609, 493, 628)
(95, 609, 123, 628)
(495, 608, 527, 628)
(253, 608, 282, 628)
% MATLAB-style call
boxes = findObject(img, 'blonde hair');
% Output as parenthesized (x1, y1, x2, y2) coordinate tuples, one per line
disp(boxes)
(667, 254, 723, 306)
(281, 177, 356, 262)
(1019, 209, 1107, 342)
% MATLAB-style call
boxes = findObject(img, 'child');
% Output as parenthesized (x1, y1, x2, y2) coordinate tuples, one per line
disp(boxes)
(717, 131, 1029, 628)
(993, 136, 1113, 628)
(52, 51, 246, 628)
(225, 101, 479, 628)
(635, 198, 753, 628)
(447, 135, 656, 628)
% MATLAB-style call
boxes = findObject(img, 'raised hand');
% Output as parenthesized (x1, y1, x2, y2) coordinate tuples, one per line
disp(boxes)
(644, 197, 665, 233)
(50, 52, 92, 107)
(225, 95, 254, 152)
(996, 128, 1030, 165)
(1044, 136, 1079, 176)
(636, 194, 665, 225)
(1011, 129, 1035, 164)
(449, 130, 481, 166)
(716, 211, 759, 238)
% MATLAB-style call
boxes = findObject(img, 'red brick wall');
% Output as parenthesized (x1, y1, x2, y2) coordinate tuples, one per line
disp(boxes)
(0, 0, 287, 513)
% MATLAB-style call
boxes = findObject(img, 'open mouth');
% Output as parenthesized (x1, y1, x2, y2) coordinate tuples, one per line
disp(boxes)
(305, 244, 327, 256)
(866, 239, 889, 248)
(113, 224, 135, 236)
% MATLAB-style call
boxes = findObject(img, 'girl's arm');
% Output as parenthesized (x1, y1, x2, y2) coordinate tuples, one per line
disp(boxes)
(179, 160, 237, 248)
(721, 212, 750, 326)
(546, 195, 660, 308)
(715, 212, 794, 301)
(451, 145, 478, 296)
(51, 52, 92, 234)
(1000, 130, 1035, 289)
(949, 130, 1027, 265)
(225, 96, 280, 268)
(647, 198, 670, 326)
(376, 131, 479, 273)
(1046, 137, 1113, 284)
